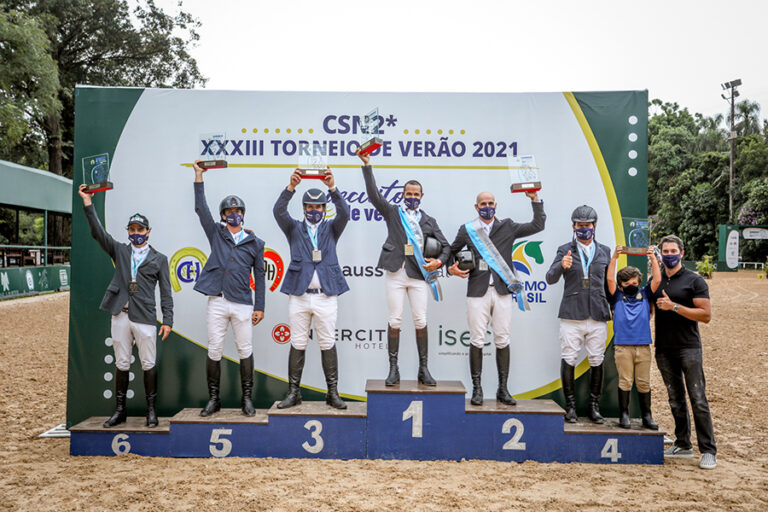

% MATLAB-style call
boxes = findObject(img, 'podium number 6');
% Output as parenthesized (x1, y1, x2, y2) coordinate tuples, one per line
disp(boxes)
(402, 400, 423, 438)
(501, 418, 526, 450)
(302, 420, 324, 454)
(111, 433, 131, 455)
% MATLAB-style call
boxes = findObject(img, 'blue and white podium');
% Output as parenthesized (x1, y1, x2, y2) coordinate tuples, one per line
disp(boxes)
(70, 380, 664, 464)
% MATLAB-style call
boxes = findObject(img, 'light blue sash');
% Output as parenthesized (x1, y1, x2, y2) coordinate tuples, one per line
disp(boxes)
(398, 207, 442, 301)
(464, 218, 530, 311)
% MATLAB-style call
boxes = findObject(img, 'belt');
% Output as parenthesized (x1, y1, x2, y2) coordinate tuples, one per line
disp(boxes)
(305, 288, 324, 295)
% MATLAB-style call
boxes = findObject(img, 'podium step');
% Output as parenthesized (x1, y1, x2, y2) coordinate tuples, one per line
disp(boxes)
(169, 408, 269, 457)
(366, 380, 467, 460)
(68, 380, 665, 464)
(267, 401, 367, 459)
(562, 418, 665, 464)
(69, 416, 171, 456)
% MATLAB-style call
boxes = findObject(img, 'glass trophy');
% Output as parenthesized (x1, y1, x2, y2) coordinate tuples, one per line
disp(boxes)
(622, 217, 651, 255)
(297, 142, 329, 179)
(508, 154, 541, 193)
(358, 108, 382, 156)
(82, 153, 113, 193)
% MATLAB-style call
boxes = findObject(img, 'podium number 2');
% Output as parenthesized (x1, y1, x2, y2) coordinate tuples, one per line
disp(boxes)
(209, 428, 233, 457)
(302, 420, 324, 454)
(402, 400, 423, 438)
(601, 438, 622, 462)
(501, 418, 526, 450)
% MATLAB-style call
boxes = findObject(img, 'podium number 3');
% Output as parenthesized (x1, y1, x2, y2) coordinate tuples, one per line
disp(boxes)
(402, 400, 423, 438)
(302, 420, 324, 454)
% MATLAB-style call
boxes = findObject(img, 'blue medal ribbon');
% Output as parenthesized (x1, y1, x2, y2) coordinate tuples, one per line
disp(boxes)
(398, 208, 442, 301)
(465, 219, 529, 312)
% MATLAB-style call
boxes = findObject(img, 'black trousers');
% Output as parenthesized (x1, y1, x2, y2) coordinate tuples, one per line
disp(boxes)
(655, 348, 716, 455)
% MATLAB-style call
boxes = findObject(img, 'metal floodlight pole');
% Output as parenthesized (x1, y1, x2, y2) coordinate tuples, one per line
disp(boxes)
(721, 78, 741, 223)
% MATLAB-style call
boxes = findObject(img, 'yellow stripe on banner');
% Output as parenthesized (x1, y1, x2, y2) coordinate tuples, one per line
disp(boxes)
(180, 163, 510, 170)
(553, 91, 625, 383)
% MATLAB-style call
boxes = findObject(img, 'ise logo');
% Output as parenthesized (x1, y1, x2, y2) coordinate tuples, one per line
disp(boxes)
(170, 247, 285, 293)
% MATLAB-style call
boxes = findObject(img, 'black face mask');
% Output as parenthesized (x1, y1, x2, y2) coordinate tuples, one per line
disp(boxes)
(621, 284, 639, 296)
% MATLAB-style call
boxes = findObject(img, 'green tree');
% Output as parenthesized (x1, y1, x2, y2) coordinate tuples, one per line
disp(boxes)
(0, 8, 61, 168)
(693, 113, 727, 153)
(737, 177, 768, 261)
(648, 124, 695, 217)
(734, 99, 761, 137)
(3, 0, 206, 176)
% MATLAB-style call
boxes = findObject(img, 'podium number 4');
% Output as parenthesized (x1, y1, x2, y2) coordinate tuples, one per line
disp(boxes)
(601, 438, 622, 462)
(402, 400, 423, 438)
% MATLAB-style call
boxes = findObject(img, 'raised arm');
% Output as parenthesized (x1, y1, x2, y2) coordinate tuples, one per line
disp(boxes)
(273, 170, 300, 236)
(193, 161, 218, 242)
(512, 197, 547, 239)
(79, 185, 117, 259)
(606, 245, 621, 295)
(357, 148, 391, 215)
(322, 169, 350, 239)
(648, 246, 661, 293)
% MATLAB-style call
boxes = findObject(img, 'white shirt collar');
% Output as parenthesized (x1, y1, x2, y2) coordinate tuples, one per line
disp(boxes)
(577, 240, 594, 254)
(132, 244, 150, 257)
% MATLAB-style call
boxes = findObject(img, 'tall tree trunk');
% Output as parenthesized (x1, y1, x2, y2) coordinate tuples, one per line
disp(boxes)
(43, 112, 63, 176)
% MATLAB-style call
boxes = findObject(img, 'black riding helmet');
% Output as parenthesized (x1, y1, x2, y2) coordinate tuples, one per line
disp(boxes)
(219, 195, 246, 217)
(302, 188, 328, 205)
(571, 205, 598, 224)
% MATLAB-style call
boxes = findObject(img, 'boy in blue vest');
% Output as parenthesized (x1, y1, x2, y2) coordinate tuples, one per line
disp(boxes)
(606, 245, 660, 430)
(273, 168, 350, 409)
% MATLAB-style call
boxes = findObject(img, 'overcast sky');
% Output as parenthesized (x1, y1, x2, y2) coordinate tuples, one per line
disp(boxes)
(154, 0, 767, 123)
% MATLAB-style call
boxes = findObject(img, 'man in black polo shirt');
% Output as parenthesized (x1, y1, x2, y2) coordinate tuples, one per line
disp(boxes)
(653, 234, 716, 469)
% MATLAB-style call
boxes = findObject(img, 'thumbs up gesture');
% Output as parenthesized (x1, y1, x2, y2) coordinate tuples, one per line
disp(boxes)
(656, 290, 676, 311)
(561, 250, 573, 270)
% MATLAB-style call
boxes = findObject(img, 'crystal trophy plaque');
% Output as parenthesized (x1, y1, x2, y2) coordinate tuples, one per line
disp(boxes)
(508, 155, 542, 193)
(82, 153, 113, 193)
(297, 143, 329, 179)
(358, 108, 382, 156)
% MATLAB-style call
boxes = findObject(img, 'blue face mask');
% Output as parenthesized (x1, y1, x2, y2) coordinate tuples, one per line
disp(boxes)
(575, 227, 594, 241)
(225, 213, 243, 227)
(478, 206, 495, 220)
(403, 197, 421, 210)
(128, 233, 148, 246)
(305, 209, 324, 224)
(662, 254, 681, 268)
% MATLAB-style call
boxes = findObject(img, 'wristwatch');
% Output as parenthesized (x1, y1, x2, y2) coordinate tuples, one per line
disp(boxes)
(672, 304, 680, 313)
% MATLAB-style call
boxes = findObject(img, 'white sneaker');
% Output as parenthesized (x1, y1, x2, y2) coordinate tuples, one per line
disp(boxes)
(664, 445, 694, 458)
(699, 453, 717, 469)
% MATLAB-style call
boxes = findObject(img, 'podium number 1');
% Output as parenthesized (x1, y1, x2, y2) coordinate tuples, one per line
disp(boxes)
(402, 400, 423, 438)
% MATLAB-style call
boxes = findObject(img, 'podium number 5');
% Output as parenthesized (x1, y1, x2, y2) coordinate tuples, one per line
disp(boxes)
(302, 420, 324, 454)
(209, 428, 233, 457)
(501, 418, 526, 450)
(402, 400, 423, 438)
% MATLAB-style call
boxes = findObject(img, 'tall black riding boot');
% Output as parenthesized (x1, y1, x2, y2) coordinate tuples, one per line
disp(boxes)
(103, 369, 129, 427)
(277, 347, 305, 409)
(385, 325, 400, 386)
(240, 355, 256, 416)
(588, 363, 605, 424)
(469, 345, 483, 405)
(415, 326, 436, 386)
(496, 346, 516, 405)
(144, 367, 158, 427)
(200, 357, 221, 417)
(321, 346, 347, 409)
(639, 391, 659, 430)
(618, 388, 631, 429)
(560, 360, 577, 423)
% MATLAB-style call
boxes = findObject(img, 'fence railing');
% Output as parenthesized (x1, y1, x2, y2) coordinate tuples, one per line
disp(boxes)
(0, 244, 71, 267)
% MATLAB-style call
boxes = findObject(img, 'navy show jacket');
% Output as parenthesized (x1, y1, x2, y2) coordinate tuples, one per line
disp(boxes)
(193, 182, 265, 311)
(273, 187, 350, 296)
